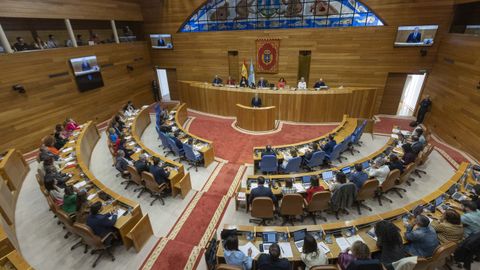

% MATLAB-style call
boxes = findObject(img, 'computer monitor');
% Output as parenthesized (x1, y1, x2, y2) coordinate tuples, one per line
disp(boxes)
(292, 229, 306, 242)
(262, 232, 277, 243)
(322, 171, 334, 180)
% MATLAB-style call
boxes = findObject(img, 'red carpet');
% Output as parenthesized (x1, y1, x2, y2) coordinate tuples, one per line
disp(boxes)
(188, 112, 337, 164)
(145, 239, 195, 270)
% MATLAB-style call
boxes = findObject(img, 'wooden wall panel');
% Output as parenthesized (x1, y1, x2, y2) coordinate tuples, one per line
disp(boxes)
(379, 73, 408, 115)
(423, 34, 480, 161)
(0, 42, 155, 154)
(0, 0, 143, 21)
(140, 0, 455, 113)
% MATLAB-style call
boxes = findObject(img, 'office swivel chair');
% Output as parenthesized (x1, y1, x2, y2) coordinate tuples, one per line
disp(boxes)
(126, 165, 147, 198)
(376, 169, 403, 206)
(304, 150, 326, 171)
(259, 154, 278, 174)
(183, 143, 203, 172)
(355, 179, 379, 215)
(279, 193, 304, 225)
(249, 197, 274, 226)
(142, 171, 168, 206)
(71, 223, 116, 268)
(280, 156, 302, 173)
(304, 191, 331, 224)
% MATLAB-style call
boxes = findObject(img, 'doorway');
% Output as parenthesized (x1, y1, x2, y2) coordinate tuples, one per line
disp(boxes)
(156, 68, 170, 101)
(397, 74, 426, 116)
(298, 50, 311, 85)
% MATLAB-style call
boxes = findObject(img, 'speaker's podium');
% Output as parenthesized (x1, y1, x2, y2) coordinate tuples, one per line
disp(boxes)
(235, 104, 276, 132)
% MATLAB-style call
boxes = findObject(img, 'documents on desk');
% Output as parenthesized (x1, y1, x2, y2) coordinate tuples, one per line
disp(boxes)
(335, 237, 350, 252)
(293, 183, 306, 193)
(317, 242, 331, 254)
(278, 242, 293, 258)
(237, 192, 246, 201)
(239, 242, 260, 258)
(117, 208, 127, 217)
(74, 180, 87, 189)
(87, 193, 97, 201)
(62, 147, 74, 153)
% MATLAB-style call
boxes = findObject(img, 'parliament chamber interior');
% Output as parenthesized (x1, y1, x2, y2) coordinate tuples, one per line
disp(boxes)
(1, 1, 480, 270)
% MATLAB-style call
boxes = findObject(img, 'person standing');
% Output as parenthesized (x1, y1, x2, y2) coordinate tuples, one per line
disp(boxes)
(251, 93, 262, 107)
(416, 95, 432, 124)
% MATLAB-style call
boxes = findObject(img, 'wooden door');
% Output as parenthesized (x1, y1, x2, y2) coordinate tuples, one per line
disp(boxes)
(228, 51, 239, 81)
(378, 73, 408, 115)
(297, 51, 311, 85)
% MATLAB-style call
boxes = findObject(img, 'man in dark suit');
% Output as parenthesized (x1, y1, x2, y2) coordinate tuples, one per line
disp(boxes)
(304, 143, 320, 161)
(115, 150, 130, 177)
(406, 27, 422, 43)
(261, 145, 276, 157)
(251, 93, 262, 107)
(149, 157, 170, 185)
(257, 77, 269, 88)
(348, 163, 369, 190)
(313, 78, 326, 88)
(170, 130, 184, 151)
(322, 135, 337, 155)
(134, 154, 150, 175)
(257, 243, 290, 270)
(249, 176, 277, 206)
(86, 201, 117, 237)
(212, 74, 223, 85)
(411, 136, 424, 155)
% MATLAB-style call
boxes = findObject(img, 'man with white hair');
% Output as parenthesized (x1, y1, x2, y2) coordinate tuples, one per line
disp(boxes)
(368, 156, 390, 183)
(134, 153, 150, 175)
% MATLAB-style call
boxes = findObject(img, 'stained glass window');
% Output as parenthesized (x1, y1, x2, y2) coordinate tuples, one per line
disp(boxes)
(180, 0, 384, 32)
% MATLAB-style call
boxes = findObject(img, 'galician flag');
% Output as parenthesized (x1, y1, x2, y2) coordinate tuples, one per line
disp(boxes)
(248, 58, 255, 87)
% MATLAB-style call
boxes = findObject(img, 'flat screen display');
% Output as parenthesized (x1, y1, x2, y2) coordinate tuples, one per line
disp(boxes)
(69, 56, 104, 92)
(150, 34, 173, 49)
(394, 25, 438, 47)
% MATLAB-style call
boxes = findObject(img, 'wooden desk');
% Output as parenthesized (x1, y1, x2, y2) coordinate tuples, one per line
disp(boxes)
(130, 107, 192, 198)
(235, 104, 276, 132)
(177, 81, 377, 122)
(172, 103, 216, 167)
(71, 121, 152, 251)
(252, 115, 358, 170)
(219, 162, 472, 264)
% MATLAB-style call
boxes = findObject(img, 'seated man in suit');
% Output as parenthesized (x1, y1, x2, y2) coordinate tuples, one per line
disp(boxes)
(261, 145, 276, 157)
(410, 135, 424, 155)
(248, 176, 277, 207)
(406, 27, 422, 43)
(257, 243, 290, 270)
(86, 201, 118, 238)
(321, 135, 337, 155)
(149, 156, 171, 186)
(257, 77, 269, 88)
(348, 163, 369, 190)
(303, 143, 320, 164)
(169, 130, 184, 151)
(134, 154, 150, 175)
(212, 74, 223, 86)
(313, 78, 326, 88)
(251, 93, 262, 107)
(115, 150, 131, 177)
(239, 76, 248, 87)
(386, 153, 404, 173)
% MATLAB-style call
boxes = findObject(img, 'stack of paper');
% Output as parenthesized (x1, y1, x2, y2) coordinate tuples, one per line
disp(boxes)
(116, 209, 127, 216)
(293, 183, 306, 193)
(87, 193, 97, 201)
(73, 181, 87, 189)
(345, 234, 365, 245)
(237, 192, 246, 201)
(317, 242, 331, 254)
(62, 147, 73, 153)
(335, 237, 351, 252)
(127, 141, 136, 146)
(239, 242, 260, 258)
(278, 242, 293, 258)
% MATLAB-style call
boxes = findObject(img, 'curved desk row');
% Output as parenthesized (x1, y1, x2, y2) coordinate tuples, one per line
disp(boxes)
(177, 81, 377, 123)
(130, 106, 192, 198)
(61, 121, 153, 252)
(219, 162, 473, 265)
(170, 103, 216, 167)
(253, 115, 359, 170)
(0, 149, 32, 269)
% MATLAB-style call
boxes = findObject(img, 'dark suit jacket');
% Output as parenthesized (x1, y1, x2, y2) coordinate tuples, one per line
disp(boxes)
(388, 161, 404, 173)
(86, 214, 117, 237)
(402, 152, 417, 165)
(322, 140, 337, 155)
(257, 254, 290, 270)
(172, 137, 184, 150)
(134, 160, 150, 175)
(115, 157, 129, 172)
(313, 81, 326, 88)
(251, 97, 262, 107)
(261, 150, 276, 157)
(411, 142, 424, 155)
(257, 80, 268, 88)
(406, 32, 422, 43)
(212, 78, 223, 84)
(149, 165, 170, 185)
(249, 185, 276, 205)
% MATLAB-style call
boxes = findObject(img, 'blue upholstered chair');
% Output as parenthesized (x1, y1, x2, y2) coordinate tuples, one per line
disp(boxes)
(183, 143, 203, 172)
(259, 155, 278, 174)
(305, 151, 326, 170)
(280, 156, 302, 173)
(167, 137, 185, 161)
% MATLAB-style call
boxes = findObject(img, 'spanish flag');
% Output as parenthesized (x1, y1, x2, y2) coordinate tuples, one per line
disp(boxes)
(241, 60, 248, 79)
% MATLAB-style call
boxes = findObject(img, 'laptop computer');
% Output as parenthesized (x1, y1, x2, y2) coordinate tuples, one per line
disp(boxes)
(451, 192, 467, 202)
(259, 232, 278, 252)
(302, 176, 311, 188)
(292, 229, 307, 252)
(434, 196, 445, 207)
(362, 161, 370, 170)
(322, 171, 334, 181)
(341, 166, 351, 175)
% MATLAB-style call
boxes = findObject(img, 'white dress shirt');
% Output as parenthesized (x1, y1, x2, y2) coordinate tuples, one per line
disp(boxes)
(297, 81, 307, 90)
